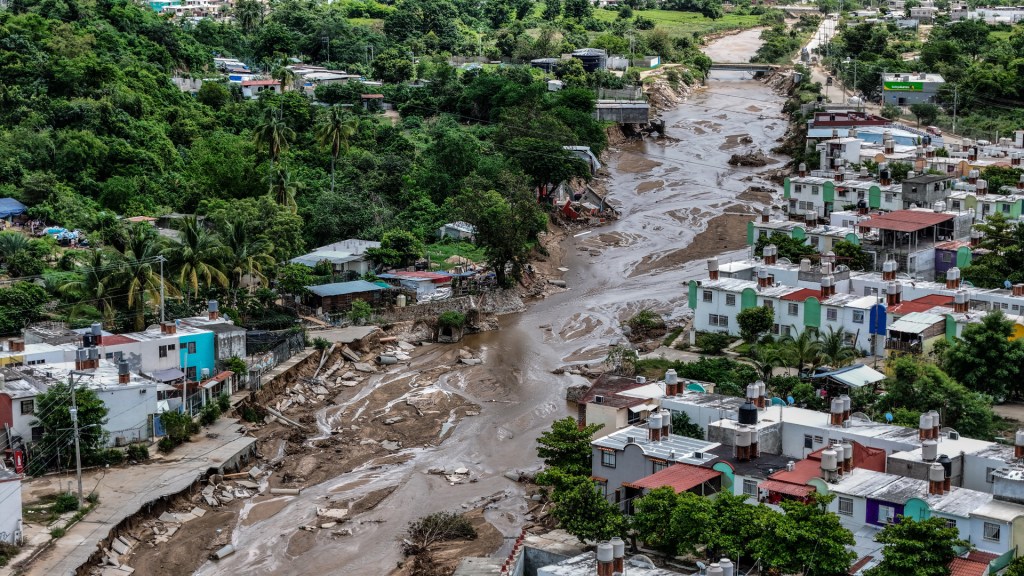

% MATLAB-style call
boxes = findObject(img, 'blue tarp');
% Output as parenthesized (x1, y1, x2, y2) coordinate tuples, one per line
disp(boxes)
(0, 198, 27, 218)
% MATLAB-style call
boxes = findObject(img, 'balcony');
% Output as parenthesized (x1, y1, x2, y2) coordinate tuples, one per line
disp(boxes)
(885, 338, 922, 353)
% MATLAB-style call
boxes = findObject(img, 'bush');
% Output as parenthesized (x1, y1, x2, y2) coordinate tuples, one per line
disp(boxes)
(97, 448, 125, 466)
(312, 337, 331, 350)
(160, 410, 194, 444)
(695, 332, 732, 355)
(158, 437, 177, 453)
(0, 541, 20, 568)
(126, 443, 150, 462)
(217, 392, 231, 413)
(86, 492, 99, 505)
(199, 403, 222, 426)
(240, 404, 265, 423)
(349, 299, 373, 324)
(53, 493, 80, 514)
(437, 311, 466, 329)
(49, 527, 66, 539)
(405, 511, 477, 554)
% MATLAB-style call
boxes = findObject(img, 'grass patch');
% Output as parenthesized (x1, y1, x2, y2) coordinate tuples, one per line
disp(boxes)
(347, 17, 383, 27)
(0, 542, 20, 567)
(990, 30, 1012, 41)
(592, 9, 761, 37)
(425, 241, 487, 270)
(663, 326, 684, 347)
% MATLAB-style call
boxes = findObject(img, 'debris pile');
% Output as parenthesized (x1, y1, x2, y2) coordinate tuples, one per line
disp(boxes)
(728, 149, 772, 167)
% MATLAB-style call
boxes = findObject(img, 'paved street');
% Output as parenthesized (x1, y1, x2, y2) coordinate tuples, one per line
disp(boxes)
(4, 418, 255, 576)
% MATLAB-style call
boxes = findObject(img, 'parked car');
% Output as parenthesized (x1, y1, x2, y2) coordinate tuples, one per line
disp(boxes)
(926, 125, 942, 135)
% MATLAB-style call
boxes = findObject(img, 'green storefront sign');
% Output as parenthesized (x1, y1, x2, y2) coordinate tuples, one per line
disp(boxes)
(883, 81, 924, 91)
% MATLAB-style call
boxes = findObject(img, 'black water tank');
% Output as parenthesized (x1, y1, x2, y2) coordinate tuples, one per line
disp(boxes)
(938, 454, 952, 478)
(571, 48, 608, 72)
(738, 401, 759, 425)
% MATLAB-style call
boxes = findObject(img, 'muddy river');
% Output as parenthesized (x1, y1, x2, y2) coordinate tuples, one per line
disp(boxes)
(196, 28, 789, 576)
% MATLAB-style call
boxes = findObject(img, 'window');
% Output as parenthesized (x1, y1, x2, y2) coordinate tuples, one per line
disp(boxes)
(940, 252, 952, 263)
(885, 193, 895, 203)
(168, 344, 176, 351)
(852, 310, 865, 324)
(878, 505, 895, 524)
(844, 333, 856, 346)
(20, 399, 34, 415)
(810, 236, 820, 247)
(763, 300, 774, 310)
(788, 303, 799, 316)
(838, 497, 853, 516)
(814, 435, 824, 444)
(781, 325, 792, 337)
(812, 186, 819, 196)
(27, 359, 44, 365)
(105, 352, 114, 359)
(601, 450, 617, 468)
(945, 519, 957, 529)
(804, 434, 813, 449)
(158, 345, 168, 358)
(709, 314, 729, 328)
(984, 522, 1001, 542)
(826, 308, 838, 321)
(743, 479, 758, 498)
(771, 323, 780, 335)
(186, 366, 197, 381)
(187, 342, 196, 354)
(31, 426, 43, 442)
(1002, 203, 1011, 213)
(987, 467, 997, 483)
(703, 290, 713, 303)
(951, 200, 961, 210)
(652, 460, 668, 474)
(726, 294, 736, 306)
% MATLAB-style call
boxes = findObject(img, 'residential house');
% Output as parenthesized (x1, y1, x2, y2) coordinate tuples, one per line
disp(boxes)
(0, 370, 48, 450)
(0, 466, 21, 545)
(290, 238, 381, 277)
(575, 374, 664, 435)
(621, 463, 722, 505)
(783, 173, 902, 221)
(241, 79, 282, 99)
(305, 280, 386, 314)
(377, 271, 452, 299)
(563, 146, 602, 175)
(902, 173, 957, 210)
(437, 221, 477, 242)
(590, 419, 720, 509)
(881, 72, 945, 106)
(934, 240, 982, 278)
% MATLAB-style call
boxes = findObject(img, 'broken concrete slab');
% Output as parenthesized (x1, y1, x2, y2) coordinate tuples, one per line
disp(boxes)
(383, 417, 404, 425)
(341, 380, 359, 387)
(380, 440, 401, 451)
(340, 346, 361, 362)
(460, 358, 483, 366)
(320, 522, 337, 529)
(454, 467, 469, 475)
(236, 480, 259, 490)
(111, 538, 130, 556)
(316, 508, 349, 520)
(190, 507, 207, 518)
(157, 512, 179, 524)
(398, 341, 415, 351)
(353, 362, 376, 373)
(248, 465, 263, 479)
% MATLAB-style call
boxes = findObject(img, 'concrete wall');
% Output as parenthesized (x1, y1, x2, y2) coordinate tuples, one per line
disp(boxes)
(661, 399, 738, 434)
(829, 493, 868, 527)
(586, 404, 628, 435)
(214, 331, 246, 363)
(0, 393, 35, 445)
(377, 290, 526, 324)
(0, 475, 21, 543)
(592, 443, 652, 503)
(178, 332, 216, 380)
(887, 455, 965, 488)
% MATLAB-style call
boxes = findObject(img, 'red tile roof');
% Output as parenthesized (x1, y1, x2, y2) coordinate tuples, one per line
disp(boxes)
(848, 556, 874, 574)
(889, 294, 954, 316)
(965, 551, 999, 564)
(781, 288, 822, 302)
(242, 79, 280, 87)
(101, 334, 138, 346)
(361, 94, 385, 98)
(758, 479, 814, 498)
(858, 210, 954, 233)
(935, 240, 971, 251)
(624, 464, 720, 493)
(766, 458, 821, 485)
(949, 557, 988, 576)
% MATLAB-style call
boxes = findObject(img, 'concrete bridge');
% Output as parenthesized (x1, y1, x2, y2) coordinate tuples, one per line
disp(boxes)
(593, 100, 650, 124)
(709, 62, 780, 73)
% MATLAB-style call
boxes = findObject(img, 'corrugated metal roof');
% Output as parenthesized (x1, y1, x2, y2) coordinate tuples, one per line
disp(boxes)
(888, 312, 945, 334)
(306, 280, 384, 298)
(858, 210, 954, 233)
(759, 479, 815, 497)
(624, 463, 720, 493)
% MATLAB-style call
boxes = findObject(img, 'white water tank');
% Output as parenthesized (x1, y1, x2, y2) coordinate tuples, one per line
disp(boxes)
(821, 449, 838, 472)
(665, 369, 678, 385)
(597, 542, 614, 563)
(929, 463, 946, 483)
(649, 413, 663, 431)
(922, 440, 938, 462)
(735, 427, 752, 448)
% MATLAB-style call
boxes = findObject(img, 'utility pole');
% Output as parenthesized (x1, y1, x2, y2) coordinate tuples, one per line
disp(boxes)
(952, 84, 958, 136)
(322, 36, 330, 65)
(159, 255, 165, 323)
(69, 374, 84, 507)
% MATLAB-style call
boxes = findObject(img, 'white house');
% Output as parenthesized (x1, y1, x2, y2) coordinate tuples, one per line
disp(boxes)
(0, 465, 22, 545)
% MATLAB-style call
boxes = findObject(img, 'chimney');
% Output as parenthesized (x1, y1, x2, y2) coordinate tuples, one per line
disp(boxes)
(798, 162, 807, 177)
(830, 397, 844, 426)
(664, 369, 678, 396)
(648, 412, 662, 442)
(756, 266, 770, 289)
(763, 244, 778, 265)
(928, 463, 945, 495)
(919, 412, 933, 440)
(610, 537, 625, 574)
(820, 274, 835, 299)
(9, 339, 24, 352)
(708, 258, 720, 281)
(953, 290, 969, 313)
(929, 410, 940, 440)
(1013, 284, 1024, 297)
(1015, 430, 1024, 459)
(597, 542, 614, 576)
(886, 281, 902, 306)
(946, 267, 960, 289)
(882, 259, 898, 281)
(91, 322, 102, 346)
(970, 229, 984, 247)
(118, 360, 130, 384)
(842, 440, 854, 472)
(208, 300, 219, 320)
(968, 169, 979, 185)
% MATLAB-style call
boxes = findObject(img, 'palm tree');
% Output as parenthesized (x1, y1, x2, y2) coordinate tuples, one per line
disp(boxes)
(107, 225, 178, 331)
(317, 107, 360, 193)
(272, 64, 296, 93)
(233, 0, 264, 33)
(780, 327, 823, 375)
(253, 110, 295, 176)
(267, 166, 303, 211)
(0, 231, 30, 263)
(749, 344, 785, 383)
(163, 216, 229, 304)
(221, 219, 275, 292)
(58, 249, 117, 328)
(818, 326, 858, 368)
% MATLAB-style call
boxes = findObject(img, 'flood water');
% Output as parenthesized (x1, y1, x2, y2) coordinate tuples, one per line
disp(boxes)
(196, 28, 790, 576)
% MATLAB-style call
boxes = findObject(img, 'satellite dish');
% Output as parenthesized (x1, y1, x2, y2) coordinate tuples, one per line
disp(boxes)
(884, 412, 894, 423)
(787, 395, 795, 405)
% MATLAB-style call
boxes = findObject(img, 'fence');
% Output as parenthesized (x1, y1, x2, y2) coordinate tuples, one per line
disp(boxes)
(245, 331, 306, 390)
